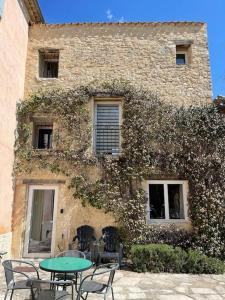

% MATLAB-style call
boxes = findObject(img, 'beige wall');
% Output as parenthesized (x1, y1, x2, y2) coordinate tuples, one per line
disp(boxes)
(0, 0, 29, 253)
(12, 171, 115, 258)
(25, 22, 212, 106)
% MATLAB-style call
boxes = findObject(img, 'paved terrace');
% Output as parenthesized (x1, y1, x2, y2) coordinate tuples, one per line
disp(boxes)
(0, 263, 225, 299)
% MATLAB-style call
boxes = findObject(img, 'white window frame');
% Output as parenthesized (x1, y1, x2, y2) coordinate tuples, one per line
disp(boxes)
(145, 180, 189, 224)
(176, 51, 188, 65)
(23, 185, 58, 258)
(93, 99, 122, 155)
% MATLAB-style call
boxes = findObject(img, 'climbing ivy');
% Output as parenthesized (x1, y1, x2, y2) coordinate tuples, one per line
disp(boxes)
(15, 80, 225, 257)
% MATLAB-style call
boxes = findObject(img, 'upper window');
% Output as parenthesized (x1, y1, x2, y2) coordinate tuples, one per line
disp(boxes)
(39, 50, 59, 78)
(176, 53, 186, 65)
(34, 124, 53, 149)
(94, 101, 121, 155)
(176, 44, 191, 65)
(146, 180, 188, 223)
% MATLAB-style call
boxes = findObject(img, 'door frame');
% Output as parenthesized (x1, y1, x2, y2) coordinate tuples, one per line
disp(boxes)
(23, 185, 58, 258)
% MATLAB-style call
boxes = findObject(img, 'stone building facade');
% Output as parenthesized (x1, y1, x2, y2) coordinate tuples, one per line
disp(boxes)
(0, 0, 43, 256)
(11, 21, 213, 258)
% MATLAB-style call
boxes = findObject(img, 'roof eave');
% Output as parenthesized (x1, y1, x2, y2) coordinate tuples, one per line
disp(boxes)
(24, 0, 44, 24)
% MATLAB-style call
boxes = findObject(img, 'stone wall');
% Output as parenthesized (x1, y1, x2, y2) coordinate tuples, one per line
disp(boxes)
(0, 0, 29, 255)
(12, 22, 213, 258)
(25, 22, 212, 106)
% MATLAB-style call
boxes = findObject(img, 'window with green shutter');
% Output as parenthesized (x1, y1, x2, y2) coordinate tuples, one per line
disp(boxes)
(94, 103, 121, 155)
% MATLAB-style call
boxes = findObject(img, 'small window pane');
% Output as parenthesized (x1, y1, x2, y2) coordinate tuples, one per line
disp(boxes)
(37, 128, 53, 149)
(176, 54, 186, 65)
(168, 184, 184, 219)
(149, 184, 165, 219)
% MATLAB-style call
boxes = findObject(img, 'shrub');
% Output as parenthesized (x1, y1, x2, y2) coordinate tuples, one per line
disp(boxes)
(143, 225, 194, 250)
(131, 244, 225, 274)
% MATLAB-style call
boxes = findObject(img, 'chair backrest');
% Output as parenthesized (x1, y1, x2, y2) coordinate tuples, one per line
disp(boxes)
(93, 263, 119, 288)
(2, 260, 14, 286)
(102, 226, 120, 252)
(76, 225, 95, 252)
(56, 250, 85, 258)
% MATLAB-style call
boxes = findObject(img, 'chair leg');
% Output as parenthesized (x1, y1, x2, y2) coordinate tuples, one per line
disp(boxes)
(10, 289, 14, 300)
(111, 287, 115, 300)
(84, 292, 89, 300)
(4, 289, 9, 300)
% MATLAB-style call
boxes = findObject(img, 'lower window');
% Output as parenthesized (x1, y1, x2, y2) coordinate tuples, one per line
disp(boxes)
(147, 180, 188, 222)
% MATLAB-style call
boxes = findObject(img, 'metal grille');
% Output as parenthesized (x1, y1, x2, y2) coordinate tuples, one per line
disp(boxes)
(95, 104, 120, 155)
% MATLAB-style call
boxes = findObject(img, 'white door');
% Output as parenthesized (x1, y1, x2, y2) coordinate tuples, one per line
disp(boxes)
(23, 185, 58, 258)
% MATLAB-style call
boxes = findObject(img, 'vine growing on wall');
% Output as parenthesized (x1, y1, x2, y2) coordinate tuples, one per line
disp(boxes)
(15, 80, 225, 257)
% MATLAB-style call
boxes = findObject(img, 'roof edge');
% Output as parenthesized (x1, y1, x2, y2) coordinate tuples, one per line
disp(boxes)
(33, 21, 205, 27)
(24, 0, 44, 23)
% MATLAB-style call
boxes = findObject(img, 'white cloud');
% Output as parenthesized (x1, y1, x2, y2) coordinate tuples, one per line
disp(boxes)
(118, 16, 125, 23)
(106, 9, 113, 21)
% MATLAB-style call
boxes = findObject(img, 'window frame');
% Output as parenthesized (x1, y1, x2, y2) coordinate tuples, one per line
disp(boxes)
(145, 180, 189, 224)
(23, 185, 59, 258)
(33, 124, 53, 150)
(93, 99, 122, 156)
(38, 49, 59, 79)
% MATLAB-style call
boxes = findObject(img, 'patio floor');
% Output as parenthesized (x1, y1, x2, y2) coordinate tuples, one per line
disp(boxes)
(0, 263, 225, 299)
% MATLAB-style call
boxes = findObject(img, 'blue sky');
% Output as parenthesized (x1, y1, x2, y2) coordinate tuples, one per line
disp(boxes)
(38, 0, 225, 97)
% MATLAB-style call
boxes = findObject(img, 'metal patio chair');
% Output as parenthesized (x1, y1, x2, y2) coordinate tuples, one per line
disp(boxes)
(0, 251, 7, 263)
(98, 226, 123, 268)
(2, 259, 40, 300)
(73, 225, 97, 261)
(77, 263, 119, 300)
(29, 278, 74, 300)
(54, 250, 86, 283)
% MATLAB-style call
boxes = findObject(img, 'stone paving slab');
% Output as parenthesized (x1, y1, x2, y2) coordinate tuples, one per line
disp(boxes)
(0, 262, 225, 299)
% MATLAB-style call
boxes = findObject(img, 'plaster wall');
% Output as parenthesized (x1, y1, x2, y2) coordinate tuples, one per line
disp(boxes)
(0, 0, 29, 254)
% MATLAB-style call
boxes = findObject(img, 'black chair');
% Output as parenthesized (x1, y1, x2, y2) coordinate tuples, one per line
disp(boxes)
(73, 225, 97, 261)
(2, 259, 40, 300)
(77, 263, 119, 300)
(98, 226, 123, 268)
(29, 278, 74, 300)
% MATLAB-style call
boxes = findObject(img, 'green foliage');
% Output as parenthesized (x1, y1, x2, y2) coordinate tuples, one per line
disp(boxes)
(15, 80, 225, 258)
(131, 244, 225, 274)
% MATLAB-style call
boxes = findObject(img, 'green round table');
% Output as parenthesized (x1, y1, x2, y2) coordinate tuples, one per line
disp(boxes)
(40, 257, 93, 273)
(40, 257, 93, 293)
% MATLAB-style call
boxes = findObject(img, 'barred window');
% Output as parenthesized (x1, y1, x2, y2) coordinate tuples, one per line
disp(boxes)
(39, 49, 59, 78)
(95, 103, 121, 155)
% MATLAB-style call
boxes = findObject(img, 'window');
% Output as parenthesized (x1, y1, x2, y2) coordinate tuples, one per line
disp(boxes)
(176, 44, 191, 65)
(176, 53, 186, 65)
(34, 125, 53, 149)
(94, 102, 121, 155)
(39, 50, 59, 78)
(146, 180, 188, 222)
